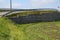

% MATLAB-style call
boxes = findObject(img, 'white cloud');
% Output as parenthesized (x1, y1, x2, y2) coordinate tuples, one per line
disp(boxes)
(30, 0, 57, 8)
(0, 0, 23, 8)
(0, 0, 58, 9)
(0, 0, 4, 3)
(12, 3, 23, 9)
(3, 3, 23, 9)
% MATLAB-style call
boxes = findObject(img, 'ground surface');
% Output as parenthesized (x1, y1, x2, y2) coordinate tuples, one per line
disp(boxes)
(0, 17, 60, 40)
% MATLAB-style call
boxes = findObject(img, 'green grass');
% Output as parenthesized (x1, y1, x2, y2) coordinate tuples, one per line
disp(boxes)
(6, 10, 58, 17)
(0, 17, 60, 40)
(0, 17, 26, 40)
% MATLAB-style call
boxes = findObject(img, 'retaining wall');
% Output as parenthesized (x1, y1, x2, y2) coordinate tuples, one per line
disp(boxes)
(8, 12, 60, 24)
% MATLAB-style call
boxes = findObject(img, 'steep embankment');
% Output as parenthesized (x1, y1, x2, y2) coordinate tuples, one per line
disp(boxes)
(0, 17, 60, 40)
(0, 17, 26, 40)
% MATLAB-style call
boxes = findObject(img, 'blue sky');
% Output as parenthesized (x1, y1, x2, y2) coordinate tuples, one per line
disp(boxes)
(0, 0, 60, 10)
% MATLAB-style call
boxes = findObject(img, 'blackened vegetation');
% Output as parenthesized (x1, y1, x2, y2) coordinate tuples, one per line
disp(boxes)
(6, 11, 60, 24)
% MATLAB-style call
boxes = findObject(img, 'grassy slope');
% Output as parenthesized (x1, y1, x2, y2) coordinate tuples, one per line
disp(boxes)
(17, 21, 60, 40)
(0, 17, 60, 40)
(0, 17, 26, 40)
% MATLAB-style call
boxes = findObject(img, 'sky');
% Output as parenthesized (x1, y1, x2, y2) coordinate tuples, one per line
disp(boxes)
(0, 0, 60, 10)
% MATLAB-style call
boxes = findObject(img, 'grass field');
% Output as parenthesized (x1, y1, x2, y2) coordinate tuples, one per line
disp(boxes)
(0, 17, 60, 40)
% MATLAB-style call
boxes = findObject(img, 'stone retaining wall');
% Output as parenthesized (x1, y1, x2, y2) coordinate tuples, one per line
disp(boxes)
(8, 12, 60, 24)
